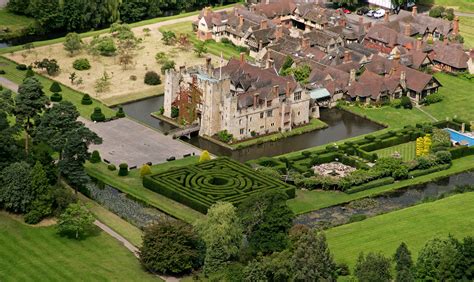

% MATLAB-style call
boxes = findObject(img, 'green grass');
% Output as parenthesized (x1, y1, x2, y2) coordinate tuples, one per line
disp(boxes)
(418, 0, 474, 12)
(232, 118, 328, 149)
(0, 56, 116, 120)
(85, 157, 205, 224)
(0, 4, 237, 55)
(159, 21, 251, 61)
(287, 155, 474, 214)
(0, 212, 158, 281)
(326, 192, 474, 269)
(0, 9, 35, 39)
(373, 141, 416, 161)
(424, 73, 474, 122)
(460, 16, 474, 49)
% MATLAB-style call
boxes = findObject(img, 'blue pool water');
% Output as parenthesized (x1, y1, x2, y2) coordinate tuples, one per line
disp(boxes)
(445, 128, 474, 146)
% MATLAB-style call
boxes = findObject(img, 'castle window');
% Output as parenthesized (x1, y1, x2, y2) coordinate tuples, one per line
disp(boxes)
(250, 117, 252, 122)
(240, 128, 244, 134)
(267, 100, 272, 107)
(294, 92, 302, 101)
(271, 123, 274, 126)
(267, 110, 273, 117)
(260, 112, 264, 118)
(239, 119, 242, 125)
(298, 111, 300, 116)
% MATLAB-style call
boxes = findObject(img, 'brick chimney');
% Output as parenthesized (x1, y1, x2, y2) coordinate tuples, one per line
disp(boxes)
(240, 52, 246, 64)
(301, 37, 310, 49)
(203, 7, 211, 17)
(453, 16, 459, 35)
(266, 58, 274, 69)
(416, 37, 422, 51)
(286, 81, 291, 97)
(344, 51, 352, 63)
(349, 69, 356, 85)
(412, 6, 417, 17)
(384, 12, 389, 23)
(206, 57, 212, 73)
(273, 85, 280, 96)
(404, 24, 411, 36)
(258, 40, 263, 51)
(239, 15, 244, 27)
(260, 19, 268, 30)
(400, 70, 407, 89)
(275, 24, 283, 40)
(253, 93, 259, 109)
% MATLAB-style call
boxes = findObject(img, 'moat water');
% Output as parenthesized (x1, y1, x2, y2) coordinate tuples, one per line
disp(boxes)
(119, 96, 384, 162)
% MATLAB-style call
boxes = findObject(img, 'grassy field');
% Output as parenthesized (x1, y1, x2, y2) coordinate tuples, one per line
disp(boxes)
(460, 16, 474, 49)
(85, 157, 205, 224)
(373, 141, 416, 161)
(0, 56, 116, 120)
(159, 21, 251, 61)
(0, 9, 35, 39)
(0, 212, 157, 281)
(326, 192, 474, 269)
(288, 154, 474, 214)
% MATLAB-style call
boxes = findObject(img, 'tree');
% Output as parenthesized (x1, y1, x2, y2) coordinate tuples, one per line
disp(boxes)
(34, 58, 60, 76)
(199, 150, 211, 162)
(161, 60, 176, 74)
(194, 202, 242, 274)
(63, 32, 82, 56)
(279, 55, 294, 75)
(460, 236, 474, 280)
(193, 41, 207, 57)
(57, 203, 95, 239)
(25, 162, 53, 224)
(290, 225, 338, 281)
(140, 164, 151, 177)
(50, 81, 62, 93)
(292, 65, 311, 83)
(15, 77, 49, 154)
(401, 95, 413, 109)
(0, 89, 19, 169)
(394, 242, 414, 282)
(140, 221, 203, 275)
(178, 33, 190, 49)
(354, 252, 392, 282)
(161, 31, 176, 45)
(238, 190, 294, 254)
(0, 162, 33, 213)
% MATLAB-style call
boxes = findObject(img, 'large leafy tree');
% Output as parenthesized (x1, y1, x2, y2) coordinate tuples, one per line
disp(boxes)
(0, 89, 20, 169)
(57, 203, 95, 239)
(194, 202, 242, 274)
(25, 162, 53, 224)
(15, 77, 48, 154)
(0, 162, 33, 213)
(238, 190, 294, 254)
(140, 221, 203, 275)
(354, 252, 392, 282)
(63, 32, 82, 56)
(394, 242, 414, 282)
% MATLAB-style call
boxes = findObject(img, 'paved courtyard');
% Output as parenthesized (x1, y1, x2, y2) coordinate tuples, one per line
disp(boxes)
(81, 117, 202, 167)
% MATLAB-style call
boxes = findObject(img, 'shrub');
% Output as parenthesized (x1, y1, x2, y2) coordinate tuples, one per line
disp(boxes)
(94, 37, 116, 56)
(429, 6, 444, 18)
(90, 107, 106, 122)
(161, 60, 175, 74)
(72, 58, 91, 71)
(392, 166, 409, 180)
(199, 150, 211, 162)
(81, 94, 93, 105)
(217, 130, 233, 143)
(25, 68, 35, 78)
(107, 164, 117, 171)
(90, 150, 101, 163)
(49, 81, 62, 93)
(416, 155, 438, 169)
(116, 106, 126, 118)
(34, 58, 60, 75)
(144, 71, 161, 85)
(336, 262, 350, 276)
(140, 164, 152, 177)
(346, 177, 395, 194)
(16, 64, 28, 71)
(348, 214, 367, 223)
(155, 52, 168, 64)
(401, 96, 413, 109)
(171, 106, 179, 118)
(0, 70, 5, 74)
(435, 150, 452, 164)
(50, 92, 63, 102)
(423, 93, 443, 105)
(118, 163, 129, 176)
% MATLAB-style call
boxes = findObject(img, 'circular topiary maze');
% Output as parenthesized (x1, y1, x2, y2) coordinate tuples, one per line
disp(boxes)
(143, 157, 295, 213)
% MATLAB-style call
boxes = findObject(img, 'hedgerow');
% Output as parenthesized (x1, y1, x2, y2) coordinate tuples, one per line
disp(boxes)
(143, 157, 295, 214)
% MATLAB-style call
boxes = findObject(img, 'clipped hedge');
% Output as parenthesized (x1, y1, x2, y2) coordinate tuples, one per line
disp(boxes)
(346, 177, 395, 194)
(90, 107, 106, 122)
(118, 163, 129, 176)
(50, 92, 63, 102)
(81, 94, 93, 105)
(448, 146, 474, 159)
(407, 164, 451, 178)
(143, 157, 295, 213)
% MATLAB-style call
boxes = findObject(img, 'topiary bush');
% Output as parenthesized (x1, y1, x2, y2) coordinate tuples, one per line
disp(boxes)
(25, 68, 35, 78)
(90, 107, 106, 122)
(140, 164, 152, 177)
(107, 164, 116, 171)
(90, 150, 101, 163)
(0, 70, 6, 74)
(81, 94, 93, 105)
(16, 64, 28, 71)
(116, 106, 126, 118)
(144, 71, 161, 85)
(50, 81, 62, 93)
(401, 96, 413, 109)
(50, 92, 63, 102)
(118, 163, 129, 176)
(73, 58, 91, 71)
(199, 150, 211, 163)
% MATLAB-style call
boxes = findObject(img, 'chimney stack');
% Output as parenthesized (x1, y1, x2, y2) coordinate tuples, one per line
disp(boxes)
(253, 93, 259, 109)
(393, 51, 401, 67)
(240, 52, 246, 64)
(344, 51, 352, 63)
(400, 70, 407, 89)
(275, 24, 283, 40)
(286, 81, 291, 97)
(258, 40, 263, 51)
(203, 7, 211, 17)
(384, 12, 389, 23)
(301, 37, 310, 49)
(206, 57, 212, 73)
(349, 69, 356, 85)
(404, 24, 411, 36)
(179, 65, 186, 74)
(266, 58, 274, 69)
(453, 16, 459, 35)
(273, 85, 280, 96)
(260, 19, 268, 30)
(239, 15, 244, 27)
(415, 38, 422, 51)
(412, 6, 417, 17)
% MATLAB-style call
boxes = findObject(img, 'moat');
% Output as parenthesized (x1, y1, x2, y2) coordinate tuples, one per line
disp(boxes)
(119, 96, 384, 162)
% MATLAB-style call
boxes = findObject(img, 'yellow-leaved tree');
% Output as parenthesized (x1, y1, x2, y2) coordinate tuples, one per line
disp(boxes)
(199, 150, 211, 163)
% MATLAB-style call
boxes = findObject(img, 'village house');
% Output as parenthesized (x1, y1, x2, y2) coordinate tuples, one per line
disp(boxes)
(291, 2, 347, 32)
(164, 55, 316, 141)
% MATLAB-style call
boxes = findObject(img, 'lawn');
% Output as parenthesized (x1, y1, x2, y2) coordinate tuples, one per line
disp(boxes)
(326, 192, 474, 269)
(0, 212, 157, 281)
(373, 141, 416, 161)
(0, 56, 116, 120)
(460, 16, 474, 49)
(287, 154, 474, 214)
(418, 0, 474, 12)
(0, 9, 35, 40)
(85, 157, 205, 224)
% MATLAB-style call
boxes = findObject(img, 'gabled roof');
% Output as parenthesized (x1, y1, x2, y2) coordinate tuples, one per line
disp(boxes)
(432, 42, 469, 69)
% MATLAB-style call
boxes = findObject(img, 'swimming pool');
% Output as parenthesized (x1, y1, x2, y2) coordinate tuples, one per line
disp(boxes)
(445, 128, 474, 147)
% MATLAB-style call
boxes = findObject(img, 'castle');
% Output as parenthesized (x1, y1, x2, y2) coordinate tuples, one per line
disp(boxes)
(164, 54, 318, 141)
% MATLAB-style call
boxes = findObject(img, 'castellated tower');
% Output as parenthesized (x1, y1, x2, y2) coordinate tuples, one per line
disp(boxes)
(199, 76, 231, 138)
(163, 67, 181, 119)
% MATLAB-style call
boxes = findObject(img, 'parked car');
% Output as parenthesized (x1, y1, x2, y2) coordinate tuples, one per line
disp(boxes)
(373, 9, 386, 19)
(366, 10, 375, 17)
(343, 8, 351, 14)
(357, 7, 369, 15)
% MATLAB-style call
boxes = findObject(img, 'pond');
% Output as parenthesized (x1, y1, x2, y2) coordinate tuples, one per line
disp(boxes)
(295, 171, 474, 229)
(119, 96, 384, 162)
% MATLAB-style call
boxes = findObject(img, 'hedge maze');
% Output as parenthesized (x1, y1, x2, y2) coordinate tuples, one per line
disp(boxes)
(143, 158, 295, 213)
